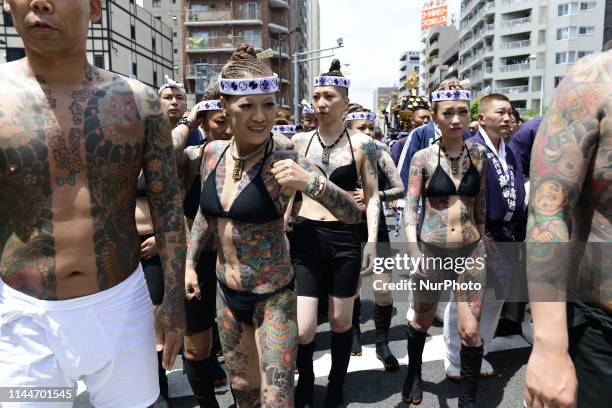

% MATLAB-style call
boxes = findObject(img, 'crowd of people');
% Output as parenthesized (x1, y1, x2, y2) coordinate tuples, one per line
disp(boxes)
(0, 2, 610, 408)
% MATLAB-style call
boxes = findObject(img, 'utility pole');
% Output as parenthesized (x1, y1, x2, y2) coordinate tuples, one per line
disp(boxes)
(292, 40, 344, 120)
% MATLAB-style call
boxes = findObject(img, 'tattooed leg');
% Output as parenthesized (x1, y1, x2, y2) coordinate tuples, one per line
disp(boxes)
(217, 293, 261, 408)
(455, 243, 485, 347)
(254, 289, 298, 408)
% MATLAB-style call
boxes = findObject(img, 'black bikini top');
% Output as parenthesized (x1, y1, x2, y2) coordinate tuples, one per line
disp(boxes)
(304, 129, 358, 192)
(136, 171, 147, 198)
(199, 139, 282, 224)
(425, 142, 480, 198)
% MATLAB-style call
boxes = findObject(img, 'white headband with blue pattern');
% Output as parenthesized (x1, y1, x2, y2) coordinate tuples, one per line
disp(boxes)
(302, 104, 315, 115)
(345, 112, 376, 122)
(158, 75, 186, 97)
(431, 90, 472, 102)
(273, 124, 297, 134)
(219, 74, 280, 95)
(195, 100, 223, 112)
(314, 76, 351, 88)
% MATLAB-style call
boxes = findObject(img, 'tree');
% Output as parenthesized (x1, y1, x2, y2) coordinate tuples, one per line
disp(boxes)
(470, 97, 481, 122)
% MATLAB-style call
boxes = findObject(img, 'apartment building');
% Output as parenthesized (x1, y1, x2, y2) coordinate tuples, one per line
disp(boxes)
(182, 0, 295, 108)
(399, 50, 420, 95)
(141, 0, 185, 83)
(305, 0, 321, 102)
(0, 0, 174, 89)
(459, 0, 606, 114)
(420, 25, 460, 95)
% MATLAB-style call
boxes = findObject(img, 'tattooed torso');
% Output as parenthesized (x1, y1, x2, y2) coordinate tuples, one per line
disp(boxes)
(293, 130, 379, 223)
(0, 61, 180, 300)
(406, 142, 487, 244)
(527, 52, 611, 309)
(199, 140, 294, 294)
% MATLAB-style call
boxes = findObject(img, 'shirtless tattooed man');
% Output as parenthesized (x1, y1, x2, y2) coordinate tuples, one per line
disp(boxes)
(0, 1, 185, 407)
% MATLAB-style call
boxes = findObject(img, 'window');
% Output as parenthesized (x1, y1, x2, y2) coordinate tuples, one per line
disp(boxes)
(153, 71, 158, 85)
(130, 24, 135, 40)
(132, 62, 137, 78)
(152, 37, 156, 52)
(554, 76, 564, 87)
(578, 26, 595, 35)
(580, 1, 596, 11)
(93, 55, 104, 68)
(557, 26, 577, 40)
(152, 0, 161, 7)
(558, 2, 578, 16)
(3, 10, 14, 27)
(577, 50, 593, 58)
(555, 51, 576, 64)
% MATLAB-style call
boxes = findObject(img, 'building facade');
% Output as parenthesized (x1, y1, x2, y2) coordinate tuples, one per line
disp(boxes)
(399, 50, 420, 95)
(141, 0, 185, 84)
(0, 0, 174, 89)
(305, 0, 321, 103)
(459, 0, 605, 114)
(420, 25, 460, 95)
(182, 0, 294, 108)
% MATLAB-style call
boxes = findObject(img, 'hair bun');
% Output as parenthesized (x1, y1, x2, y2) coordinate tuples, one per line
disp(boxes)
(329, 59, 342, 72)
(230, 43, 257, 62)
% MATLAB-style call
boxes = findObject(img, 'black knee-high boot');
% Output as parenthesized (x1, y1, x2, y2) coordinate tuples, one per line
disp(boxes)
(351, 297, 362, 356)
(402, 323, 426, 405)
(295, 341, 315, 408)
(374, 303, 399, 371)
(325, 329, 353, 408)
(157, 350, 169, 400)
(458, 343, 483, 408)
(184, 356, 221, 408)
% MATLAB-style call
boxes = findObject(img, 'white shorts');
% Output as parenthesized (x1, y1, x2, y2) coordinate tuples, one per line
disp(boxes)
(0, 266, 158, 408)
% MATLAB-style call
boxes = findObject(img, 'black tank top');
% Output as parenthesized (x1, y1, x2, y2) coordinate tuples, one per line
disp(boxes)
(304, 129, 358, 191)
(425, 142, 480, 198)
(199, 139, 282, 224)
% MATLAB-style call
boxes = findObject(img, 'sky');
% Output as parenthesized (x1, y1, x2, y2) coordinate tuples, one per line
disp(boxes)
(319, 0, 460, 108)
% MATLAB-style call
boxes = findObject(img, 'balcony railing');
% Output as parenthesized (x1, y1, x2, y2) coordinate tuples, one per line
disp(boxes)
(499, 62, 531, 72)
(270, 39, 289, 55)
(185, 7, 262, 23)
(500, 39, 531, 49)
(186, 36, 262, 51)
(495, 85, 529, 94)
(184, 63, 225, 78)
(501, 16, 532, 28)
(502, 0, 531, 5)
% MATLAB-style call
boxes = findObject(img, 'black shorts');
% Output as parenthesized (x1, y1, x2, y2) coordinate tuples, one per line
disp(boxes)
(185, 250, 218, 336)
(568, 301, 612, 407)
(290, 217, 361, 298)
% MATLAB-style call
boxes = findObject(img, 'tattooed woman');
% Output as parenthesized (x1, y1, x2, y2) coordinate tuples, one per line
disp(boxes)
(185, 44, 361, 408)
(402, 83, 488, 407)
(290, 60, 380, 408)
(0, 1, 184, 407)
(345, 104, 404, 371)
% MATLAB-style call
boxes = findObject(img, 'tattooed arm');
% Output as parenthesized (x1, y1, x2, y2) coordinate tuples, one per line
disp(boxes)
(404, 151, 425, 251)
(185, 143, 217, 267)
(378, 148, 405, 201)
(525, 53, 608, 408)
(272, 154, 362, 224)
(356, 136, 381, 242)
(138, 83, 186, 369)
